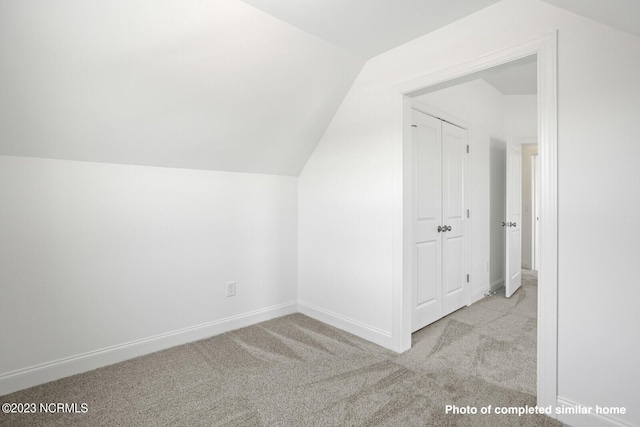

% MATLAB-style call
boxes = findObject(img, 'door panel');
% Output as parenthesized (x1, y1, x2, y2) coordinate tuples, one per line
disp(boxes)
(505, 141, 522, 297)
(416, 241, 438, 306)
(509, 230, 521, 280)
(417, 126, 441, 221)
(442, 124, 465, 220)
(444, 236, 464, 295)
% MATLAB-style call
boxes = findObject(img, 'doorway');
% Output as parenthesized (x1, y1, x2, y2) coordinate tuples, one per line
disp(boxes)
(395, 33, 558, 410)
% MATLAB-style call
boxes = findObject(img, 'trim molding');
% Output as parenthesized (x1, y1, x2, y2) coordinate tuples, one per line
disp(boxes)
(556, 397, 633, 427)
(297, 301, 393, 350)
(490, 278, 505, 291)
(0, 301, 297, 396)
(469, 285, 490, 305)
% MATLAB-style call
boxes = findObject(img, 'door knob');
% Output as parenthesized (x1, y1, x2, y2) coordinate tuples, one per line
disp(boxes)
(446, 225, 452, 232)
(437, 225, 443, 233)
(502, 222, 506, 227)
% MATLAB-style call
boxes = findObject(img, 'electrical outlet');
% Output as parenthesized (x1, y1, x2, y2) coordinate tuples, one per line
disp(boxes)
(226, 282, 236, 297)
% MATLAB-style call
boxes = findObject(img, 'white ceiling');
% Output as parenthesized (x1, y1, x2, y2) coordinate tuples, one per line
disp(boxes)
(238, 0, 502, 59)
(240, 0, 640, 59)
(541, 0, 640, 39)
(1, 0, 638, 175)
(483, 57, 538, 95)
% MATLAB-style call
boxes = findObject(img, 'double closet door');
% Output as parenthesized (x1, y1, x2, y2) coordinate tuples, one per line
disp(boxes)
(411, 109, 468, 332)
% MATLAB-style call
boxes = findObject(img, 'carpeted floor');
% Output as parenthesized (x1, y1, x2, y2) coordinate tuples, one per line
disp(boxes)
(1, 270, 560, 426)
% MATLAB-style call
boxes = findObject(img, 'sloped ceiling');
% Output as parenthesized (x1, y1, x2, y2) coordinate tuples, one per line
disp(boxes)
(1, 0, 637, 175)
(238, 0, 502, 59)
(0, 0, 363, 176)
(540, 0, 640, 39)
(483, 56, 538, 95)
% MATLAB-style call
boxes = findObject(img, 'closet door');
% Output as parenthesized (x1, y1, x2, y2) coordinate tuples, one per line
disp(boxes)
(411, 110, 443, 331)
(441, 122, 467, 316)
(411, 110, 467, 333)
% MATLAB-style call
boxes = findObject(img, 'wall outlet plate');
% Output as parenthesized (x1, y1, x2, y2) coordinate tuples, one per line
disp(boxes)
(226, 282, 236, 297)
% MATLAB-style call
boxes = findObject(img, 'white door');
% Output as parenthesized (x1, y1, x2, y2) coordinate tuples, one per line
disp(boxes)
(505, 141, 522, 297)
(412, 111, 443, 330)
(411, 110, 467, 332)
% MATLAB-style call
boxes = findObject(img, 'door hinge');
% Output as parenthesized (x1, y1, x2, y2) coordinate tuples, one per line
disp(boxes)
(466, 274, 470, 283)
(467, 209, 470, 218)
(466, 144, 469, 154)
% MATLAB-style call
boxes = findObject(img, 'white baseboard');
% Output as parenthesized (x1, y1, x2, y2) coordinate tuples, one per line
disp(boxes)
(0, 301, 297, 396)
(490, 278, 505, 291)
(469, 285, 490, 305)
(297, 301, 393, 350)
(556, 396, 634, 427)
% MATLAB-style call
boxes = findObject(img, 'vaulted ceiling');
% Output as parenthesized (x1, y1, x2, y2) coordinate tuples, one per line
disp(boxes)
(1, 0, 638, 175)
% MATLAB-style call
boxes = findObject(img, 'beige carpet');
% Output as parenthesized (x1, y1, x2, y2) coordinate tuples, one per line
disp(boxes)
(1, 270, 560, 426)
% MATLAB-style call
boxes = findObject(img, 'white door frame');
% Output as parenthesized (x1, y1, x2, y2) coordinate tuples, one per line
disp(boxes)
(532, 153, 540, 271)
(394, 32, 558, 411)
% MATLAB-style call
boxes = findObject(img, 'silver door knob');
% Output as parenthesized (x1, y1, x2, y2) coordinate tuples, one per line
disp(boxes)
(437, 225, 443, 233)
(446, 225, 452, 231)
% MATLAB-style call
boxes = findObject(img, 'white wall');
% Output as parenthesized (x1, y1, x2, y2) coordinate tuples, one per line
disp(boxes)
(297, 88, 396, 345)
(298, 0, 640, 424)
(416, 79, 505, 302)
(0, 155, 298, 394)
(555, 12, 640, 425)
(504, 95, 538, 139)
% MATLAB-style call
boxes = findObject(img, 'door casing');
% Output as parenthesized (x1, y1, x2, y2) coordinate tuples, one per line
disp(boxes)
(394, 32, 558, 412)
